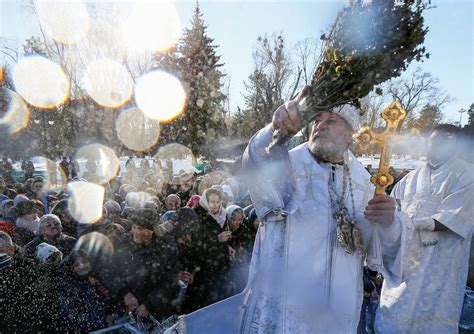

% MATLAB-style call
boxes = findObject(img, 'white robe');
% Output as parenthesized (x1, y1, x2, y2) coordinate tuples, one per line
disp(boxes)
(375, 158, 474, 333)
(240, 125, 404, 333)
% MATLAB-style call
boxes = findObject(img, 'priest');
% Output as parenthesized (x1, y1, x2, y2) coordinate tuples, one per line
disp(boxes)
(375, 124, 474, 333)
(239, 88, 405, 333)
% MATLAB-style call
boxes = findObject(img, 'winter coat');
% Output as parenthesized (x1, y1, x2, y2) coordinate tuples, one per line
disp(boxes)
(0, 255, 38, 332)
(111, 233, 179, 319)
(13, 226, 36, 247)
(176, 189, 192, 208)
(59, 273, 111, 332)
(181, 205, 230, 311)
(22, 262, 64, 332)
(226, 222, 254, 294)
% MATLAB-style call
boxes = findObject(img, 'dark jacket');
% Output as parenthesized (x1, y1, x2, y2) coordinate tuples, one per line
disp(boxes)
(13, 226, 36, 247)
(226, 222, 255, 294)
(181, 205, 230, 312)
(0, 254, 39, 332)
(176, 189, 192, 208)
(111, 233, 179, 319)
(228, 222, 254, 264)
(59, 271, 111, 332)
(24, 233, 76, 258)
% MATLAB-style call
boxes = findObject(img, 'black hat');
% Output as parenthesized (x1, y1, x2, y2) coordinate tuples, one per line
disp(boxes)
(130, 206, 158, 231)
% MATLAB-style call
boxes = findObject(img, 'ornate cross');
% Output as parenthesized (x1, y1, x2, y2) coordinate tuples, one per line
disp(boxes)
(353, 101, 406, 195)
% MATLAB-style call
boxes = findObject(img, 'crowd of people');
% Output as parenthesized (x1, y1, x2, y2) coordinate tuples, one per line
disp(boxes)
(0, 159, 259, 332)
(1, 119, 471, 333)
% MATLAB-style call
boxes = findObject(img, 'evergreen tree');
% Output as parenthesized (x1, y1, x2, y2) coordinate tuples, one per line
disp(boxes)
(468, 103, 474, 127)
(158, 2, 226, 161)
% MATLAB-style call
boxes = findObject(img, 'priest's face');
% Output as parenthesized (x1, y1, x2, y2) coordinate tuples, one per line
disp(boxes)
(308, 112, 353, 162)
(428, 129, 457, 165)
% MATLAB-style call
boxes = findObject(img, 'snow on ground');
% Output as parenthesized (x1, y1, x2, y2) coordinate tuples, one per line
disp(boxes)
(13, 155, 426, 181)
(357, 155, 426, 171)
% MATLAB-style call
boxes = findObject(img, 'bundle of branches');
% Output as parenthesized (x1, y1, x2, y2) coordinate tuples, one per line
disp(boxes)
(306, 0, 430, 114)
(270, 0, 430, 149)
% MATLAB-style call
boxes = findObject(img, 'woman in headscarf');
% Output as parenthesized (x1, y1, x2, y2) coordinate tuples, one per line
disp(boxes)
(192, 188, 231, 307)
(225, 205, 254, 294)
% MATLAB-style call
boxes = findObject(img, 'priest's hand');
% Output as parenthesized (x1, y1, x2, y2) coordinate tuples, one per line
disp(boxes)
(136, 304, 150, 318)
(272, 86, 309, 136)
(364, 195, 396, 226)
(124, 292, 139, 312)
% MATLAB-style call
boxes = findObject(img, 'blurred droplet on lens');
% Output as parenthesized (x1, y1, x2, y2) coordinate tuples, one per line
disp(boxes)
(36, 0, 90, 44)
(68, 181, 105, 224)
(0, 89, 30, 134)
(135, 70, 186, 122)
(123, 1, 181, 53)
(84, 58, 133, 108)
(75, 144, 120, 183)
(116, 107, 160, 151)
(13, 56, 70, 109)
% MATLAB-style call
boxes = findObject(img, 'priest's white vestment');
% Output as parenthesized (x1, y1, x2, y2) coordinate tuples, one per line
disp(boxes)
(239, 125, 404, 333)
(375, 158, 474, 333)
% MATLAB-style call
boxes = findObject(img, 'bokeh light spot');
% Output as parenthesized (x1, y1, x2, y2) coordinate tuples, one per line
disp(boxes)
(36, 0, 90, 44)
(123, 1, 181, 53)
(75, 144, 120, 183)
(84, 58, 133, 108)
(135, 70, 186, 122)
(68, 181, 104, 224)
(74, 232, 114, 258)
(116, 107, 160, 151)
(0, 89, 30, 134)
(13, 56, 69, 108)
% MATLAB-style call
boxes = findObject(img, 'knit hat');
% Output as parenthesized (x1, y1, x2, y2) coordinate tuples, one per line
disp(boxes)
(13, 195, 29, 207)
(332, 104, 360, 132)
(186, 195, 201, 208)
(0, 199, 13, 213)
(39, 214, 61, 228)
(130, 206, 158, 231)
(36, 242, 63, 264)
(14, 199, 37, 217)
(104, 200, 121, 214)
(0, 220, 15, 237)
(160, 210, 176, 223)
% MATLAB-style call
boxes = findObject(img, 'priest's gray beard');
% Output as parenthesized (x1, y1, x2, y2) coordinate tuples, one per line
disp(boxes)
(308, 138, 347, 162)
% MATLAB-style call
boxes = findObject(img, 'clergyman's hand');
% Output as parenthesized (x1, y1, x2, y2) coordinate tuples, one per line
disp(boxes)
(271, 86, 309, 136)
(136, 304, 149, 318)
(364, 195, 396, 226)
(124, 292, 139, 312)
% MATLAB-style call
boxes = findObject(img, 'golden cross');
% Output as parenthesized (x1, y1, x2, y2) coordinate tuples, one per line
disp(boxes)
(353, 101, 406, 195)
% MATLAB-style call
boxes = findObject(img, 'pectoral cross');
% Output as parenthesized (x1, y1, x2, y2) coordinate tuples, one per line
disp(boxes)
(353, 101, 406, 195)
